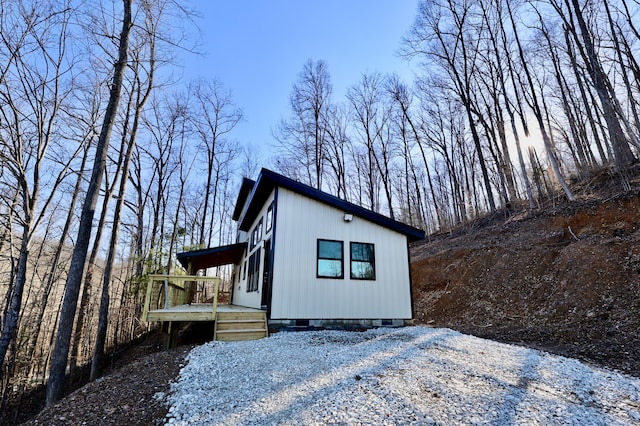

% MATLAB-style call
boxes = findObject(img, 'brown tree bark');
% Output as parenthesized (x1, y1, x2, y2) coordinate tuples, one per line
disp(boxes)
(562, 0, 635, 167)
(91, 63, 154, 380)
(506, 1, 575, 201)
(46, 0, 132, 406)
(0, 3, 75, 381)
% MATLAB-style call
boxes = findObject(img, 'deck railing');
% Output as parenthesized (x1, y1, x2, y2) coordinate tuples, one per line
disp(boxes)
(142, 274, 221, 321)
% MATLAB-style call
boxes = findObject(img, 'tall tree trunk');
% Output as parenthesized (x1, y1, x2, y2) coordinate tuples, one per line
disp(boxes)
(68, 169, 112, 374)
(46, 0, 132, 406)
(90, 147, 132, 380)
(565, 28, 608, 164)
(390, 83, 442, 228)
(603, 1, 640, 143)
(565, 0, 635, 167)
(539, 17, 590, 176)
(0, 224, 30, 381)
(507, 1, 575, 201)
(23, 143, 90, 384)
(91, 54, 154, 379)
(464, 103, 497, 211)
(496, 10, 535, 209)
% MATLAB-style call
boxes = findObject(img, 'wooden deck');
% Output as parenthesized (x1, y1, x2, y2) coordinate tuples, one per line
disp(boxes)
(142, 274, 268, 344)
(142, 274, 222, 322)
(146, 303, 263, 322)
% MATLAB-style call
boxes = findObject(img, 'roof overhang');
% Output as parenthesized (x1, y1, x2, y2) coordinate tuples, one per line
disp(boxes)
(237, 168, 425, 242)
(177, 242, 247, 272)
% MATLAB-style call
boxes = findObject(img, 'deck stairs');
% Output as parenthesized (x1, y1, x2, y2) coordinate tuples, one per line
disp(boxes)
(213, 310, 268, 341)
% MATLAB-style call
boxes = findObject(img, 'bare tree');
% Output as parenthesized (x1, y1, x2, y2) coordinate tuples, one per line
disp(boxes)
(489, 0, 535, 209)
(602, 1, 640, 148)
(346, 72, 390, 214)
(533, 7, 592, 177)
(141, 94, 182, 273)
(70, 89, 134, 376)
(505, 1, 575, 201)
(46, 0, 132, 405)
(387, 76, 443, 228)
(19, 90, 100, 394)
(386, 76, 425, 226)
(404, 0, 498, 212)
(563, 26, 609, 164)
(274, 59, 333, 189)
(475, 0, 523, 206)
(549, 0, 636, 167)
(0, 0, 78, 380)
(191, 79, 242, 248)
(91, 0, 158, 379)
(166, 99, 198, 273)
(322, 103, 351, 200)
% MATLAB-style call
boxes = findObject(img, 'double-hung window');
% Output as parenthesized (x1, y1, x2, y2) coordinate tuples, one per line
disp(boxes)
(350, 242, 375, 280)
(317, 239, 343, 278)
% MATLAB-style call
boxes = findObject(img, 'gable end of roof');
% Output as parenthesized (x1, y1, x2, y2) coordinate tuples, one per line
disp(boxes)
(237, 168, 424, 242)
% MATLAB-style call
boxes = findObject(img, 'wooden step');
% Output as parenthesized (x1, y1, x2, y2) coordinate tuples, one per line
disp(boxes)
(216, 311, 265, 321)
(214, 310, 268, 341)
(215, 328, 266, 334)
(216, 321, 266, 331)
(215, 330, 268, 341)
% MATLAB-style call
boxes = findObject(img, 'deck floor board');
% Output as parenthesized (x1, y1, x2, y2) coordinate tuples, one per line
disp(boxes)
(147, 304, 262, 322)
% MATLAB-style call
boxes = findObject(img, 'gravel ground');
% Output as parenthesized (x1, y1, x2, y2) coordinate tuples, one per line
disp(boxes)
(164, 326, 640, 425)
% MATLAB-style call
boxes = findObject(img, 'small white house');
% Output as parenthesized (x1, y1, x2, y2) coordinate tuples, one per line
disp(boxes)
(177, 168, 424, 328)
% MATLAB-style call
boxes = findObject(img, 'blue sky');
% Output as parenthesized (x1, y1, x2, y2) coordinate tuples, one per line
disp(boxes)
(179, 1, 421, 157)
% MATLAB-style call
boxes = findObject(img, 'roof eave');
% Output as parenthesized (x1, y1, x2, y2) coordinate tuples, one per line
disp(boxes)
(238, 168, 425, 241)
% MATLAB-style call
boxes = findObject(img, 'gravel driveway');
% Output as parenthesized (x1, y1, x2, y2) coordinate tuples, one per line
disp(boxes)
(164, 326, 640, 425)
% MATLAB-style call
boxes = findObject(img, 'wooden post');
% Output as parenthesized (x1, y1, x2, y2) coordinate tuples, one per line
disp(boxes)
(163, 277, 170, 309)
(142, 276, 155, 321)
(211, 279, 219, 321)
(161, 321, 179, 349)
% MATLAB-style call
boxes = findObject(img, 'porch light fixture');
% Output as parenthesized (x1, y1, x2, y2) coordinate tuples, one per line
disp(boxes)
(343, 213, 353, 222)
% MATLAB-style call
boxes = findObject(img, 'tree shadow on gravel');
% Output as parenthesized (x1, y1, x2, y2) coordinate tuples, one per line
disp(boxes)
(178, 328, 454, 424)
(169, 327, 640, 425)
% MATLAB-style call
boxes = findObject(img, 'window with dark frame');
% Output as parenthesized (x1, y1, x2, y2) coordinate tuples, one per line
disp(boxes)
(250, 217, 264, 250)
(266, 203, 273, 232)
(253, 249, 260, 291)
(247, 255, 255, 291)
(247, 249, 261, 292)
(251, 227, 257, 249)
(350, 242, 375, 280)
(242, 260, 247, 280)
(317, 239, 344, 279)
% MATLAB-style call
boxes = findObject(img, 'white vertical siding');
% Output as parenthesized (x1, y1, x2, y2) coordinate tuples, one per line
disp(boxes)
(271, 188, 412, 319)
(232, 190, 275, 309)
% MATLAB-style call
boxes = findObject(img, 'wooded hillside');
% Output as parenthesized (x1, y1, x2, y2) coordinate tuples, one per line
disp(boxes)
(411, 184, 640, 377)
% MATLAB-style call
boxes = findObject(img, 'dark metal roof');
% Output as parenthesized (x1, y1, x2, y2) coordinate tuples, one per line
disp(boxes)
(238, 168, 425, 242)
(177, 242, 247, 272)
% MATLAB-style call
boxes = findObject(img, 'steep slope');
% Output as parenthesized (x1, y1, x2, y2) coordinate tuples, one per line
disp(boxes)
(410, 192, 640, 377)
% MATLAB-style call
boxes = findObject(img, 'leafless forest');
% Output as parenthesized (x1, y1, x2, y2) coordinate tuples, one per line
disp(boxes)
(1, 0, 639, 416)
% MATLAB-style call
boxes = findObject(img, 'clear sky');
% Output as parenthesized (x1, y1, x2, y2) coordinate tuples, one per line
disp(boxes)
(178, 1, 421, 158)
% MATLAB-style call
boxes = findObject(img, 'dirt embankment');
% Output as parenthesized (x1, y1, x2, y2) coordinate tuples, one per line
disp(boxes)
(410, 193, 640, 377)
